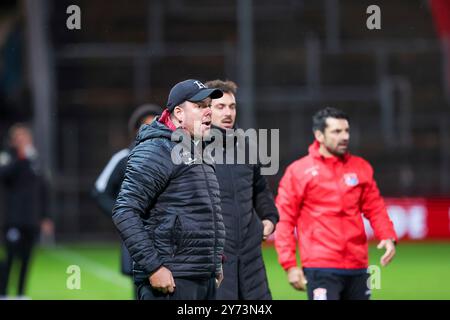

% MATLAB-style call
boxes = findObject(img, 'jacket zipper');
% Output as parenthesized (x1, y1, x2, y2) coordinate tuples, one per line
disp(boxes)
(333, 161, 347, 268)
(172, 216, 180, 258)
(228, 164, 241, 255)
(200, 164, 217, 273)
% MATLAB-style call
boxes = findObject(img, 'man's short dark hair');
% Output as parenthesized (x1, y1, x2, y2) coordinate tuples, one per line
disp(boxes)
(312, 107, 349, 133)
(128, 104, 162, 135)
(205, 79, 238, 95)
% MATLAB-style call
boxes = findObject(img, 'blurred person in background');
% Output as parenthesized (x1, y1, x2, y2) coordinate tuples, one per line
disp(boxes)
(275, 107, 397, 300)
(92, 103, 162, 297)
(0, 123, 53, 299)
(205, 79, 279, 300)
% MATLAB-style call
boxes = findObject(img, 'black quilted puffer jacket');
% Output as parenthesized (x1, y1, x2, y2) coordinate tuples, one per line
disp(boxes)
(112, 120, 225, 284)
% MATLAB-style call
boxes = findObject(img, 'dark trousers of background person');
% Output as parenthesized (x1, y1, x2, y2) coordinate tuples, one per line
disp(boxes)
(120, 242, 139, 299)
(303, 269, 370, 300)
(0, 226, 36, 296)
(137, 276, 216, 300)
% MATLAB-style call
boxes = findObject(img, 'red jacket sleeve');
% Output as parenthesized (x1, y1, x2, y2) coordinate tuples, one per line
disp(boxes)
(275, 163, 305, 271)
(360, 163, 398, 242)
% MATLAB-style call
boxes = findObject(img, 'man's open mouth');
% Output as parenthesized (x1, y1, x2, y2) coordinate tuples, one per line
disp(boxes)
(221, 119, 233, 127)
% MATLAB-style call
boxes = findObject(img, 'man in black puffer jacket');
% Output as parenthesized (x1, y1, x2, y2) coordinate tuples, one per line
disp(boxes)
(205, 80, 279, 300)
(112, 79, 226, 300)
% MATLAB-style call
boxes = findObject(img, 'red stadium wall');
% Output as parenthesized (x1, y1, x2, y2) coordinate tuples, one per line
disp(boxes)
(265, 198, 450, 244)
(430, 0, 450, 93)
(430, 0, 450, 39)
(364, 198, 450, 241)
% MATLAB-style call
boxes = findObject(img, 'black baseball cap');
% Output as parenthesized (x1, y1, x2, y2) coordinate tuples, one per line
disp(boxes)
(167, 79, 223, 112)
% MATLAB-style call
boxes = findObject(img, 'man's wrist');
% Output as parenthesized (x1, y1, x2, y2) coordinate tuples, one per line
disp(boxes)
(386, 238, 397, 246)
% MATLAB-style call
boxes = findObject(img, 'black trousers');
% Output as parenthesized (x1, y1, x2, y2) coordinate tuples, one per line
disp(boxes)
(119, 243, 137, 299)
(304, 269, 370, 300)
(120, 242, 133, 276)
(137, 276, 216, 300)
(0, 227, 36, 296)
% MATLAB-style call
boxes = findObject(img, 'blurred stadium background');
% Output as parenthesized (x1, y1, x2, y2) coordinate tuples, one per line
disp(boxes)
(0, 0, 450, 299)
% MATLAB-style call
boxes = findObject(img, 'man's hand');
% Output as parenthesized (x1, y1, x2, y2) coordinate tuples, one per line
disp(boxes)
(377, 239, 396, 267)
(149, 266, 176, 294)
(262, 219, 275, 241)
(216, 266, 224, 288)
(287, 267, 307, 291)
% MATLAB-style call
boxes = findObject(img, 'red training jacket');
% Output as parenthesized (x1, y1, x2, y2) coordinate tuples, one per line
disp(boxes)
(275, 141, 397, 270)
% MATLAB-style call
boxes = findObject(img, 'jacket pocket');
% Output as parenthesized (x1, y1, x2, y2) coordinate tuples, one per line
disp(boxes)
(132, 262, 149, 285)
(171, 215, 183, 257)
(253, 210, 265, 239)
(259, 218, 264, 239)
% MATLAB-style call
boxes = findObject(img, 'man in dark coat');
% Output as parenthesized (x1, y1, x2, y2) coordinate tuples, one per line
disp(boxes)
(205, 79, 279, 300)
(112, 79, 226, 300)
(0, 123, 53, 298)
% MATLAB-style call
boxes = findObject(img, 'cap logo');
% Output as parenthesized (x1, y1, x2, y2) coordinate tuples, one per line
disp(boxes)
(193, 80, 206, 89)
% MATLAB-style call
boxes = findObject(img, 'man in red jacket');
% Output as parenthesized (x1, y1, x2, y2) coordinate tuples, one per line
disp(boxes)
(275, 107, 397, 300)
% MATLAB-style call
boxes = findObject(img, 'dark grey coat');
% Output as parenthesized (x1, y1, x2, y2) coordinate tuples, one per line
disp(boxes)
(211, 126, 279, 300)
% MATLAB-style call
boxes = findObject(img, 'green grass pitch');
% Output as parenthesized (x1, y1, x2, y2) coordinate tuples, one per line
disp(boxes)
(1, 241, 449, 300)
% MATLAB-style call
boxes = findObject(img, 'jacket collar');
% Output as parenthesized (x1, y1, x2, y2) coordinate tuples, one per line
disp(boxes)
(158, 108, 177, 131)
(211, 124, 238, 148)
